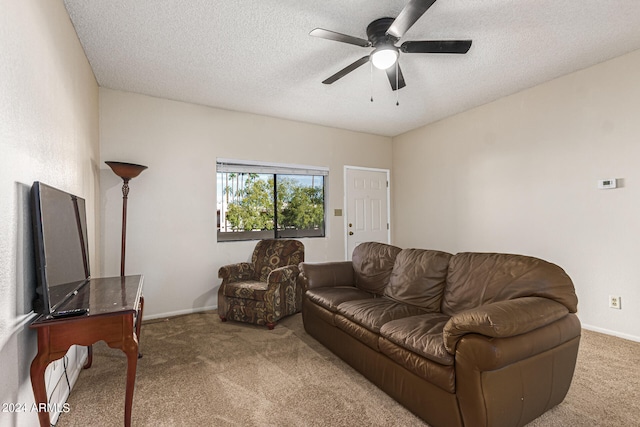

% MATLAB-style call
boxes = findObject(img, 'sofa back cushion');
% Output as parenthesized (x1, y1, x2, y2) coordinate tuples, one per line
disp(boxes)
(352, 242, 402, 295)
(441, 252, 578, 316)
(385, 249, 452, 311)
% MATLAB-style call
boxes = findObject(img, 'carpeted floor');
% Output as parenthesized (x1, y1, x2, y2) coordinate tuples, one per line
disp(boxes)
(57, 311, 640, 426)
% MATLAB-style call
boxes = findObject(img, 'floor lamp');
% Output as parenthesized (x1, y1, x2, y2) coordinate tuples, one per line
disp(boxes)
(105, 161, 148, 277)
(105, 161, 147, 361)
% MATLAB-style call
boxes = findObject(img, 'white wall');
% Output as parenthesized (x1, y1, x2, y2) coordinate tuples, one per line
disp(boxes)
(99, 89, 392, 318)
(0, 0, 99, 425)
(393, 49, 640, 341)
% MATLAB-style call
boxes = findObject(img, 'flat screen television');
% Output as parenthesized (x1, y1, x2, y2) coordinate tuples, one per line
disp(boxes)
(31, 182, 90, 315)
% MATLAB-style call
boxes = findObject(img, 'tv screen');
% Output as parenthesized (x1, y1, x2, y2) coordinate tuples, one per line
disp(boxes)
(31, 182, 90, 314)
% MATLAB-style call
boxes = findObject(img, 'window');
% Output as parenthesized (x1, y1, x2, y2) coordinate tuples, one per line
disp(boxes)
(217, 159, 327, 241)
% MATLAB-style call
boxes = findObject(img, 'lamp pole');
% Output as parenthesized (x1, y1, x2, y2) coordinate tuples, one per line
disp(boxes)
(105, 161, 148, 276)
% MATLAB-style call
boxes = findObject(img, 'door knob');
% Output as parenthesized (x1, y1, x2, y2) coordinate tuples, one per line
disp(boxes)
(349, 231, 354, 235)
(349, 223, 353, 227)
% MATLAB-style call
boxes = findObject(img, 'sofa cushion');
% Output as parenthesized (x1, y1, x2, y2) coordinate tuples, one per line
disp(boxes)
(378, 337, 456, 393)
(442, 252, 579, 316)
(335, 315, 382, 351)
(336, 298, 427, 333)
(351, 242, 402, 295)
(385, 249, 452, 311)
(303, 298, 338, 326)
(380, 313, 453, 366)
(305, 287, 373, 312)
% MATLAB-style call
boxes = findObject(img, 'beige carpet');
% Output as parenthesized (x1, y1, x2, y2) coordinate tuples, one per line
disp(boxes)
(57, 311, 640, 426)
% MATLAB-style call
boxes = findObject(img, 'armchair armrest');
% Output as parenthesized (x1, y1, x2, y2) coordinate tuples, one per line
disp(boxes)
(267, 264, 300, 286)
(218, 262, 255, 283)
(443, 297, 569, 354)
(298, 261, 355, 290)
(266, 264, 303, 319)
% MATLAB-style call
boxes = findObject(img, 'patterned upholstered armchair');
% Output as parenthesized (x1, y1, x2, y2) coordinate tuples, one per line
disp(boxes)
(217, 239, 305, 329)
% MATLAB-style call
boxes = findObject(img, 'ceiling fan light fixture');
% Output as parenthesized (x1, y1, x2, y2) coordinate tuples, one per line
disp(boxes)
(371, 46, 398, 70)
(312, 4, 472, 90)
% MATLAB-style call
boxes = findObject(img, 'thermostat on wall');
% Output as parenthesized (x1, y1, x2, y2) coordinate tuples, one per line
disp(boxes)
(597, 178, 617, 189)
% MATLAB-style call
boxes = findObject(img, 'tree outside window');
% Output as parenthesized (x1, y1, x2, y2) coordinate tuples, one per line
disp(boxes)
(217, 171, 325, 241)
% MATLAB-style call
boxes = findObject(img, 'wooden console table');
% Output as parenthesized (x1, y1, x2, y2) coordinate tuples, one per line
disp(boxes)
(30, 275, 144, 427)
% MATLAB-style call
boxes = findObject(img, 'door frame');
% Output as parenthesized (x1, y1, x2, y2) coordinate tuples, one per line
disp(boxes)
(343, 165, 391, 260)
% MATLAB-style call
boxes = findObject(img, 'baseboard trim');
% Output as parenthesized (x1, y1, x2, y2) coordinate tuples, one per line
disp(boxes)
(143, 305, 217, 321)
(48, 348, 87, 424)
(582, 324, 640, 343)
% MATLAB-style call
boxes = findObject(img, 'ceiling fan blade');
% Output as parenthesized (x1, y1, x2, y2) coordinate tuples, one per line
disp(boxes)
(386, 64, 406, 91)
(387, 0, 437, 39)
(401, 40, 472, 54)
(322, 56, 370, 85)
(310, 28, 371, 47)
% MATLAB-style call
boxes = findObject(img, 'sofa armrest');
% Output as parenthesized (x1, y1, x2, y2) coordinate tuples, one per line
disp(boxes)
(298, 261, 355, 290)
(443, 297, 570, 354)
(218, 262, 255, 283)
(453, 314, 580, 372)
(454, 313, 581, 427)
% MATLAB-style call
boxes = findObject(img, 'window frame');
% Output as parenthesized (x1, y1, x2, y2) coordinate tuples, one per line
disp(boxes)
(216, 159, 328, 242)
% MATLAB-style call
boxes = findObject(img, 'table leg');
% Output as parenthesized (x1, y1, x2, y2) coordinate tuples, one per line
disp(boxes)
(122, 326, 139, 427)
(83, 345, 93, 369)
(136, 295, 144, 358)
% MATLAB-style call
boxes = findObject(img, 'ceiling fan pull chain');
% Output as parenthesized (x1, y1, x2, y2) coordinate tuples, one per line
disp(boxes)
(396, 61, 400, 106)
(370, 61, 374, 102)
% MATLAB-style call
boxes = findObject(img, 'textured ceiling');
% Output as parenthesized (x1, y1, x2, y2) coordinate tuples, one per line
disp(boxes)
(63, 0, 640, 137)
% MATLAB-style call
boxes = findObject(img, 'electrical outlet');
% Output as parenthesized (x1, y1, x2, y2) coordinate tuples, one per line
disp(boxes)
(609, 295, 621, 309)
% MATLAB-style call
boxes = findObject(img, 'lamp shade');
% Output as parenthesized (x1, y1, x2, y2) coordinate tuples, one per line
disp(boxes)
(105, 161, 148, 180)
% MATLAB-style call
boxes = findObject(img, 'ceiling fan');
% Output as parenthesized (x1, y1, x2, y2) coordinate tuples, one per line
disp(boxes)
(310, 0, 472, 91)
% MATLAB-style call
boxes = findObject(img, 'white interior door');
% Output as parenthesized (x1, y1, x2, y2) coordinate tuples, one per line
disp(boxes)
(345, 167, 390, 260)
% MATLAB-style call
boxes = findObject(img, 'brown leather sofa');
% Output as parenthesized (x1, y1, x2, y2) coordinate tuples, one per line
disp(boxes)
(299, 242, 580, 427)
